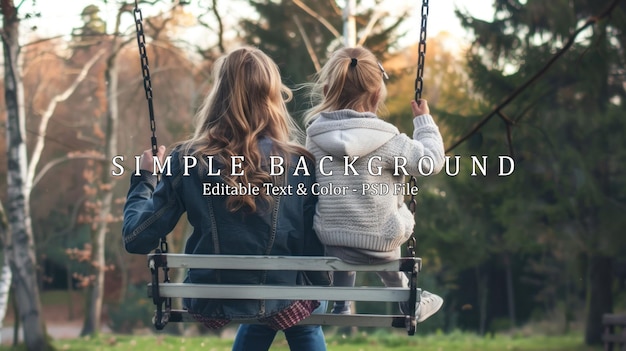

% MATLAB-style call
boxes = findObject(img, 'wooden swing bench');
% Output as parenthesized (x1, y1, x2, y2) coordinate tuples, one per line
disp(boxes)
(147, 253, 422, 335)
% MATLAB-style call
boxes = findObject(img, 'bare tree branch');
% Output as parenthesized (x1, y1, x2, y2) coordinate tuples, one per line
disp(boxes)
(292, 0, 341, 40)
(22, 35, 73, 47)
(32, 152, 106, 189)
(211, 0, 225, 53)
(26, 49, 106, 194)
(357, 8, 387, 46)
(293, 14, 321, 72)
(446, 0, 622, 154)
(194, 1, 226, 58)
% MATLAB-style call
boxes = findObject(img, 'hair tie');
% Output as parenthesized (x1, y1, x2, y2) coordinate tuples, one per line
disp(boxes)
(350, 58, 358, 67)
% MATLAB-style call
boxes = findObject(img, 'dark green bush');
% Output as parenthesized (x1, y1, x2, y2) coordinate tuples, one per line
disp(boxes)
(107, 284, 154, 333)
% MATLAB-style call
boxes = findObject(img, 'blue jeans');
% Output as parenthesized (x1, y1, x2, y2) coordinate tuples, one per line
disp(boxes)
(231, 302, 327, 351)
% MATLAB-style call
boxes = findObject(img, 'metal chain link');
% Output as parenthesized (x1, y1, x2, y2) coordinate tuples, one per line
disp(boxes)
(134, 0, 171, 329)
(134, 0, 169, 262)
(414, 0, 429, 101)
(133, 1, 158, 159)
(407, 0, 429, 258)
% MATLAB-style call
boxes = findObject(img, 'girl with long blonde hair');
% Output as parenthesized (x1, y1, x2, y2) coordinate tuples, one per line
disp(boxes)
(123, 46, 330, 351)
(182, 46, 308, 212)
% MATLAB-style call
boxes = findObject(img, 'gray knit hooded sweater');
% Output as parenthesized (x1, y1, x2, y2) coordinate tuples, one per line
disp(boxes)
(305, 109, 445, 252)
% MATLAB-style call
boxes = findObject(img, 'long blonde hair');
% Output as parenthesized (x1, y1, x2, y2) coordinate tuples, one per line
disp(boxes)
(303, 46, 387, 125)
(181, 46, 308, 213)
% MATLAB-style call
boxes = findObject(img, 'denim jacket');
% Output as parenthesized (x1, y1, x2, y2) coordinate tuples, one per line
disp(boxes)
(122, 138, 331, 320)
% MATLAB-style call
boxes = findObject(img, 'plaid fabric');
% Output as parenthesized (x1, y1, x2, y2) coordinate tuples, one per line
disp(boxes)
(190, 300, 320, 331)
(190, 313, 230, 330)
(260, 300, 320, 331)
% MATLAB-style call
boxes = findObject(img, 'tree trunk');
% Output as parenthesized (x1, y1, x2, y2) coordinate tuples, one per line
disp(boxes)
(0, 202, 12, 345)
(2, 2, 48, 349)
(584, 254, 612, 345)
(81, 39, 120, 337)
(475, 266, 488, 335)
(0, 255, 12, 344)
(65, 263, 75, 320)
(504, 254, 516, 328)
(342, 0, 356, 46)
(12, 291, 18, 347)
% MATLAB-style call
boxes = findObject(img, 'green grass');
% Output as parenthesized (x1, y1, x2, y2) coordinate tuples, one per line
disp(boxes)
(0, 330, 603, 351)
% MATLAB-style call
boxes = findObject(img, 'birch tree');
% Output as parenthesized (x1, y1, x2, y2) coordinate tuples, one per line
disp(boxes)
(79, 0, 189, 335)
(1, 0, 47, 349)
(2, 0, 107, 347)
(0, 203, 12, 345)
(78, 2, 130, 335)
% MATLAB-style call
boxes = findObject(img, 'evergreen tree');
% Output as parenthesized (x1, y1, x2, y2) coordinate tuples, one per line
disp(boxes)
(453, 0, 626, 343)
(240, 0, 408, 118)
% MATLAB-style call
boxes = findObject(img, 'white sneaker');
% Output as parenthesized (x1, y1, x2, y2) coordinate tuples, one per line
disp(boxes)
(399, 290, 444, 323)
(416, 290, 444, 323)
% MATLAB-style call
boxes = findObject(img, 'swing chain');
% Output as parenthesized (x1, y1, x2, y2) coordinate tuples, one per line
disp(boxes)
(414, 0, 429, 101)
(134, 2, 171, 328)
(133, 0, 167, 253)
(133, 1, 158, 159)
(406, 175, 418, 258)
(407, 0, 428, 260)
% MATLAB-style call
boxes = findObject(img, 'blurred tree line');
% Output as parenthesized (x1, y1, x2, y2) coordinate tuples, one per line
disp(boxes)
(0, 0, 624, 349)
(410, 0, 626, 345)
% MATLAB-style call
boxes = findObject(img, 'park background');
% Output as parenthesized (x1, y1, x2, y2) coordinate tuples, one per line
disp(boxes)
(0, 0, 625, 350)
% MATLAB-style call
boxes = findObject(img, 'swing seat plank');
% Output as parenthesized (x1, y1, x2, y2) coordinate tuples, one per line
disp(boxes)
(149, 253, 421, 272)
(148, 283, 413, 302)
